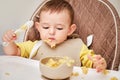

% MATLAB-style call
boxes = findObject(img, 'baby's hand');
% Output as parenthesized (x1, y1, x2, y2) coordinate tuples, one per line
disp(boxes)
(88, 55, 107, 72)
(2, 30, 17, 43)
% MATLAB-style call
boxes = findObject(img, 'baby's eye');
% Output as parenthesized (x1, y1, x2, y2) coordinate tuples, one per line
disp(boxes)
(56, 28, 63, 30)
(43, 26, 49, 29)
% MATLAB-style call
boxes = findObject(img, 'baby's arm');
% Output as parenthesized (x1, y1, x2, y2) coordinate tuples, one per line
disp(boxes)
(80, 44, 94, 67)
(80, 44, 107, 72)
(2, 30, 20, 56)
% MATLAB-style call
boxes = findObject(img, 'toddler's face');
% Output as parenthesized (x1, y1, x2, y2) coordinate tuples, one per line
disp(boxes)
(36, 10, 75, 45)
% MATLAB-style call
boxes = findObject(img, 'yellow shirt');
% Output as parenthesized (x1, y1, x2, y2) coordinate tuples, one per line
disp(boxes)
(16, 41, 38, 58)
(16, 40, 94, 68)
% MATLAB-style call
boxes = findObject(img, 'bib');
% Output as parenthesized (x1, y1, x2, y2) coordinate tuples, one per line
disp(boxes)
(32, 38, 83, 66)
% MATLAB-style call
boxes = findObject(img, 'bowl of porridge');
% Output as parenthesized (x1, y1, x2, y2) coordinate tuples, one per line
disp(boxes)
(39, 56, 75, 79)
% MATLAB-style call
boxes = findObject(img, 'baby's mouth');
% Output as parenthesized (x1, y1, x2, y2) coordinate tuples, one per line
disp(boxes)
(48, 38, 55, 41)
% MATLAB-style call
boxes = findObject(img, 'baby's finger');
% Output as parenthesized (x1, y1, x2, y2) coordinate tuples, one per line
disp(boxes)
(92, 61, 98, 68)
(96, 65, 104, 72)
(7, 34, 16, 40)
(96, 61, 106, 72)
(3, 30, 16, 42)
(87, 54, 94, 61)
(9, 30, 16, 36)
(99, 58, 107, 68)
(94, 55, 102, 61)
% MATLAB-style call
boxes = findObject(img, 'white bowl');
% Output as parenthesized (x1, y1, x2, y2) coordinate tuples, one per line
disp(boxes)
(39, 56, 74, 79)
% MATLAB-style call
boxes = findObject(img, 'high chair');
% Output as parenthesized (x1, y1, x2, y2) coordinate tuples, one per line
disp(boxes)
(23, 0, 120, 70)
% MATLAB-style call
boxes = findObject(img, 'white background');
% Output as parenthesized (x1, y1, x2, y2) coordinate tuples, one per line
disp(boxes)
(0, 0, 43, 44)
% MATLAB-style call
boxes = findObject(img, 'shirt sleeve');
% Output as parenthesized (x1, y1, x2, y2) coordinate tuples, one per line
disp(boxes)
(80, 44, 94, 68)
(16, 40, 37, 58)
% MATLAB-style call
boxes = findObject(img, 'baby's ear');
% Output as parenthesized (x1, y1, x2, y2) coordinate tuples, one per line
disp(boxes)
(35, 22, 40, 30)
(67, 24, 77, 36)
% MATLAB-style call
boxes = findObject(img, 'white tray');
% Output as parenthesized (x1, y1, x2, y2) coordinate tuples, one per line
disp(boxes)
(0, 56, 41, 80)
(0, 56, 120, 80)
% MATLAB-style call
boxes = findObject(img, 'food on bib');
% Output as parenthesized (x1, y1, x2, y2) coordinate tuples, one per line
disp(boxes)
(50, 43, 56, 48)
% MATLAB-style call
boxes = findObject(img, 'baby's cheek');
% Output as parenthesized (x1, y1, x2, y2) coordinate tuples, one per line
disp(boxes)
(40, 33, 47, 39)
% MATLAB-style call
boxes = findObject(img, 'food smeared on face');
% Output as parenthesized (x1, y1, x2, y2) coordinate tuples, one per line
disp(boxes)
(44, 39, 56, 48)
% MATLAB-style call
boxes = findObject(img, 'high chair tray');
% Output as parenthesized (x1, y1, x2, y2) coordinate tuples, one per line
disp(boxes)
(0, 56, 41, 80)
(0, 56, 120, 80)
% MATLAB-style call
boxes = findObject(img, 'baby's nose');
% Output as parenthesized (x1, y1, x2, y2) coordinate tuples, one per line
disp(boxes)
(49, 28, 55, 35)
